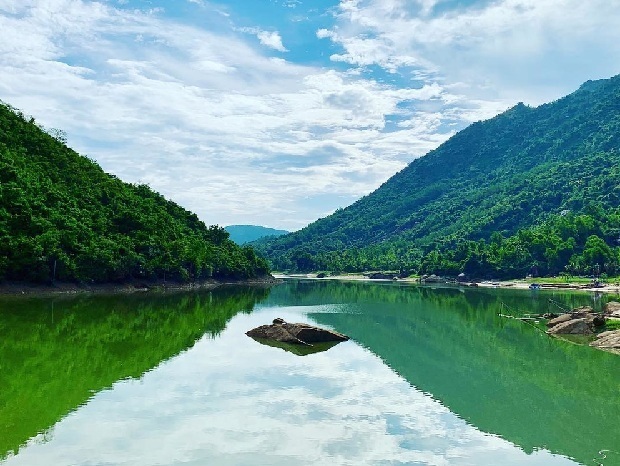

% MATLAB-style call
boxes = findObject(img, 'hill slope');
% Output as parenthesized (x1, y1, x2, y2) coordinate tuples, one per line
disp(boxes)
(257, 75, 620, 277)
(224, 225, 288, 245)
(0, 101, 269, 283)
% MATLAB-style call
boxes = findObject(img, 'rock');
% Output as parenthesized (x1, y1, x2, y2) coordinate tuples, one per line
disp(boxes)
(546, 313, 573, 328)
(591, 314, 607, 327)
(571, 306, 594, 318)
(603, 301, 620, 315)
(546, 318, 594, 335)
(369, 272, 396, 280)
(248, 324, 308, 345)
(604, 301, 620, 318)
(246, 319, 349, 346)
(590, 330, 620, 351)
(253, 338, 342, 356)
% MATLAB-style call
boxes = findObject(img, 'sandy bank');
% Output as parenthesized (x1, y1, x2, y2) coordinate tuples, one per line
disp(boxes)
(273, 273, 620, 294)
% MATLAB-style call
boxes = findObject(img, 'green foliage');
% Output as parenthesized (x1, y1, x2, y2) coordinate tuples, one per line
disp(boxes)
(605, 319, 620, 331)
(0, 102, 270, 283)
(256, 76, 620, 277)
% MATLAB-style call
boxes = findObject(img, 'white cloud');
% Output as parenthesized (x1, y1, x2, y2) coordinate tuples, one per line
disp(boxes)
(257, 30, 288, 52)
(239, 27, 288, 52)
(4, 0, 614, 230)
(1, 0, 482, 230)
(322, 0, 620, 104)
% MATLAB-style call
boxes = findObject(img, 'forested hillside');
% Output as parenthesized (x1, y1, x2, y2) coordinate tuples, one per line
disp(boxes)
(256, 75, 620, 278)
(0, 101, 270, 284)
(224, 225, 288, 245)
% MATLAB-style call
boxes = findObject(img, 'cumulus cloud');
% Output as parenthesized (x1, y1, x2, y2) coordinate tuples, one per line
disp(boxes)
(1, 0, 485, 230)
(3, 0, 614, 230)
(258, 30, 288, 52)
(321, 0, 620, 104)
(239, 26, 289, 52)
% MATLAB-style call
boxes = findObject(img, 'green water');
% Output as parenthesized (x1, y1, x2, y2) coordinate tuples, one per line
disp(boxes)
(1, 281, 619, 465)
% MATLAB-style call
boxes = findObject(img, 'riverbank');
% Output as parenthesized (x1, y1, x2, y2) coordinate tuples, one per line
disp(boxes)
(274, 273, 620, 294)
(0, 275, 280, 297)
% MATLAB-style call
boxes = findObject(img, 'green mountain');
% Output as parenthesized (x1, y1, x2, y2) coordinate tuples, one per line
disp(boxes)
(0, 101, 270, 284)
(257, 75, 620, 278)
(224, 224, 288, 245)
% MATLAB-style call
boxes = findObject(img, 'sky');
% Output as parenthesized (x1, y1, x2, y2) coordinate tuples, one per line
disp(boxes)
(1, 0, 620, 231)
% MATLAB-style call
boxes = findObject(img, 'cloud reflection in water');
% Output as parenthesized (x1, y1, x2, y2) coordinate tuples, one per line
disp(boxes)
(4, 308, 577, 466)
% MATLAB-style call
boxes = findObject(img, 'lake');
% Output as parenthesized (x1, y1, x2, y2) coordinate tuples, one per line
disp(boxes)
(1, 280, 619, 466)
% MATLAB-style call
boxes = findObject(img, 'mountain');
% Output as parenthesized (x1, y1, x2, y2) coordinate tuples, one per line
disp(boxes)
(224, 225, 288, 245)
(256, 75, 620, 278)
(0, 101, 270, 284)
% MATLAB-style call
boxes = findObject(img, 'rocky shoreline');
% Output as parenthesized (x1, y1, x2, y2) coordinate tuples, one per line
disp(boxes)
(545, 301, 620, 354)
(275, 273, 620, 294)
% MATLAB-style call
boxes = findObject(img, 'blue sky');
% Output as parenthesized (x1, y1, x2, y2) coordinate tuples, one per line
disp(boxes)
(1, 0, 619, 231)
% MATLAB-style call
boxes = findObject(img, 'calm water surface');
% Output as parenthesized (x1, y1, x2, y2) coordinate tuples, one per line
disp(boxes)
(1, 280, 619, 465)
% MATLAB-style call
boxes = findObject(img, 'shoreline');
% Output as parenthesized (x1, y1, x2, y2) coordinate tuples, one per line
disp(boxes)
(0, 275, 281, 297)
(273, 273, 620, 294)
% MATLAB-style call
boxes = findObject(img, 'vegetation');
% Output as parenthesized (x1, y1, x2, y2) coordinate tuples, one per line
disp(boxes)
(0, 101, 270, 284)
(605, 319, 620, 331)
(256, 75, 620, 278)
(224, 224, 288, 245)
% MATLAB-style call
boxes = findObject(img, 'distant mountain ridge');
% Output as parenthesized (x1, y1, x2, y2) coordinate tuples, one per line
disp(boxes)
(256, 75, 620, 277)
(225, 225, 288, 245)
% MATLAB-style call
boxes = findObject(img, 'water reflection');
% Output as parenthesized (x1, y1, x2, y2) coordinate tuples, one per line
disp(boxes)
(249, 337, 343, 356)
(2, 281, 619, 465)
(268, 281, 620, 466)
(0, 286, 269, 460)
(2, 308, 576, 466)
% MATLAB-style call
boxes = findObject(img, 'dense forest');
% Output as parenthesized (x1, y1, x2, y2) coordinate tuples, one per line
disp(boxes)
(256, 75, 620, 279)
(0, 101, 270, 284)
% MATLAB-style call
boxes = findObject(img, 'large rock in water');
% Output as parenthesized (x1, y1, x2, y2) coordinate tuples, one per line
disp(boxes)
(604, 301, 620, 317)
(590, 330, 620, 353)
(547, 318, 594, 335)
(246, 318, 349, 346)
(546, 307, 605, 335)
(546, 313, 573, 328)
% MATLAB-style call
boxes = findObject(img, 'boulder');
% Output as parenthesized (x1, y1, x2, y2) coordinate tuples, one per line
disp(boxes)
(604, 301, 620, 317)
(590, 314, 607, 327)
(570, 306, 595, 318)
(246, 319, 349, 346)
(603, 301, 620, 313)
(546, 313, 573, 328)
(369, 272, 396, 280)
(546, 318, 594, 335)
(590, 330, 620, 352)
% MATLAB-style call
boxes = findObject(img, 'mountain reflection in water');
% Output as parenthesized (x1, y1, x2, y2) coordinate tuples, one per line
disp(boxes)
(2, 280, 619, 466)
